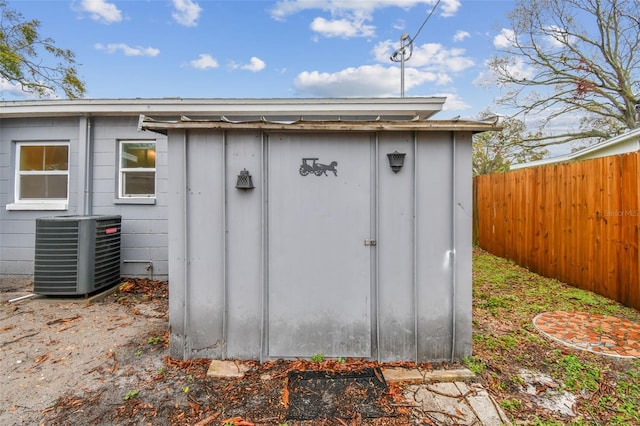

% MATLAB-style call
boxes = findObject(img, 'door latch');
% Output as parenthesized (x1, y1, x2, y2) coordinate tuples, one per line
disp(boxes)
(364, 239, 377, 246)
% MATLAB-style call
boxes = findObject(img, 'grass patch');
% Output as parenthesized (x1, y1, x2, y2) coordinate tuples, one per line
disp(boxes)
(462, 356, 486, 374)
(471, 248, 640, 425)
(556, 355, 601, 392)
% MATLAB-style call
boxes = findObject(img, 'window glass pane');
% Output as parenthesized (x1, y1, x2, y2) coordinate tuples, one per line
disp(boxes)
(123, 171, 155, 195)
(122, 143, 155, 168)
(45, 146, 69, 170)
(19, 146, 44, 171)
(47, 175, 68, 198)
(20, 175, 45, 198)
(20, 175, 68, 199)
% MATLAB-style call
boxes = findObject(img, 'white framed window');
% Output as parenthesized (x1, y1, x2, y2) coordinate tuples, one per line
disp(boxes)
(12, 142, 69, 208)
(119, 141, 156, 198)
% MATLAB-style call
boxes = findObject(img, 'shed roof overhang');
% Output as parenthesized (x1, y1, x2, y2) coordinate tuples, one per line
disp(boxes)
(138, 115, 501, 135)
(0, 97, 446, 120)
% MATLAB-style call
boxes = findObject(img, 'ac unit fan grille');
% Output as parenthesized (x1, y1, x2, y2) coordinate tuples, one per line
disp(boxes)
(34, 215, 122, 295)
(34, 222, 81, 293)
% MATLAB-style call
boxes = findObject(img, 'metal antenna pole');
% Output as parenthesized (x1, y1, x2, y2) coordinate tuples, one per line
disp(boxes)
(400, 33, 409, 98)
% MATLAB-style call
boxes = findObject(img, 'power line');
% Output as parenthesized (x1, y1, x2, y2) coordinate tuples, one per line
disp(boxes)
(409, 0, 441, 46)
(390, 0, 441, 63)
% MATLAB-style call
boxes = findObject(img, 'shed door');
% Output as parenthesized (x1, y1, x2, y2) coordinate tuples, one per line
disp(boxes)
(267, 133, 373, 358)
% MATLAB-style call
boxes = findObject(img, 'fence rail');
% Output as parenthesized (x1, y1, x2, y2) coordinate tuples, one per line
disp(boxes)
(473, 152, 640, 310)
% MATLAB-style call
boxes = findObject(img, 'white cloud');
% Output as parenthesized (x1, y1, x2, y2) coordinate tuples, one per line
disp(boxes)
(172, 0, 202, 27)
(271, 0, 460, 20)
(95, 43, 160, 57)
(294, 64, 440, 97)
(189, 54, 219, 70)
(453, 30, 470, 42)
(230, 57, 266, 72)
(393, 19, 406, 31)
(472, 68, 496, 87)
(432, 92, 471, 111)
(271, 0, 460, 39)
(473, 57, 535, 87)
(0, 78, 29, 98)
(0, 78, 59, 99)
(438, 0, 461, 17)
(310, 17, 375, 38)
(494, 28, 516, 49)
(374, 40, 474, 73)
(80, 0, 122, 24)
(412, 44, 474, 71)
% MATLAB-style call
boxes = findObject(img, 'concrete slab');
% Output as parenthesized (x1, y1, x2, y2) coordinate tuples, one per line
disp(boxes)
(405, 382, 511, 425)
(382, 367, 423, 383)
(382, 367, 475, 383)
(408, 382, 477, 425)
(17, 283, 121, 304)
(425, 368, 476, 382)
(456, 382, 511, 425)
(206, 360, 250, 379)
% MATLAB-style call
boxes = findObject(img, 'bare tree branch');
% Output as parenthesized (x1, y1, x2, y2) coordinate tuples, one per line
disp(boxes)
(487, 0, 640, 147)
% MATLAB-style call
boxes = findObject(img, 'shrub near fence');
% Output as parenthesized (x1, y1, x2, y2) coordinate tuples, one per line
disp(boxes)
(473, 152, 640, 310)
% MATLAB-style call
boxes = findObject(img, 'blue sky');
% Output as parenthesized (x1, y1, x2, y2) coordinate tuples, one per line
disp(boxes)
(3, 0, 517, 120)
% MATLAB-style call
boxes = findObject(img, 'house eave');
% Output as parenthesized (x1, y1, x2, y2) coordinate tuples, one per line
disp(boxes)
(511, 127, 640, 170)
(0, 97, 446, 120)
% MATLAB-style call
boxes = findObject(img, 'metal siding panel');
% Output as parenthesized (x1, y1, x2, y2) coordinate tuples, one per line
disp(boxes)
(377, 132, 416, 362)
(453, 132, 473, 360)
(267, 133, 372, 358)
(167, 129, 188, 358)
(185, 130, 225, 357)
(225, 131, 263, 359)
(416, 132, 455, 362)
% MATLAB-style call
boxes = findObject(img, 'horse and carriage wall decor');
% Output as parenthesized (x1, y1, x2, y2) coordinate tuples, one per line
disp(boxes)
(299, 158, 339, 177)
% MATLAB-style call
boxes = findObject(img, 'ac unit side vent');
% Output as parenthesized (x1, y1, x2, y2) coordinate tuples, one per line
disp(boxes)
(34, 215, 122, 296)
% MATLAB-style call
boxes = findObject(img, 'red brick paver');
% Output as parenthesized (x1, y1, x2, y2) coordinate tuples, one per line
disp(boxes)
(533, 311, 640, 358)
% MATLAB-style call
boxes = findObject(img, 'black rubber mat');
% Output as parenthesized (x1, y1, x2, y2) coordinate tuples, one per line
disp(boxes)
(286, 367, 389, 420)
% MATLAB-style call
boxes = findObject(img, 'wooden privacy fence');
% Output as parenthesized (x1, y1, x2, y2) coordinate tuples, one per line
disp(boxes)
(473, 152, 640, 310)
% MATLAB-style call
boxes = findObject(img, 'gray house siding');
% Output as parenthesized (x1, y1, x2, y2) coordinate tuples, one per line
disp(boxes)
(0, 115, 168, 279)
(1, 117, 81, 275)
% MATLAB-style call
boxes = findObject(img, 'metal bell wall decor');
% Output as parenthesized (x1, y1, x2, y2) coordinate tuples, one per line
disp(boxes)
(387, 151, 406, 173)
(235, 168, 255, 189)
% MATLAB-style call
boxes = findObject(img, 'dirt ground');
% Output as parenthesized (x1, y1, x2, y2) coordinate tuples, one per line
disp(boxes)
(0, 278, 169, 425)
(0, 278, 418, 426)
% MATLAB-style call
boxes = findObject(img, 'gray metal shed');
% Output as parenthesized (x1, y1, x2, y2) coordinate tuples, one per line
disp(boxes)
(140, 98, 497, 363)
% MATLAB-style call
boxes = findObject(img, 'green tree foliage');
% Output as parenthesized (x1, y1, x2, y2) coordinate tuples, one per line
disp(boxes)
(487, 0, 639, 148)
(473, 113, 547, 175)
(0, 1, 85, 98)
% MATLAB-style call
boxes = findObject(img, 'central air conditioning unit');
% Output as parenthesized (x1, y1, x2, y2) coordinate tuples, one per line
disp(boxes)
(34, 215, 122, 296)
